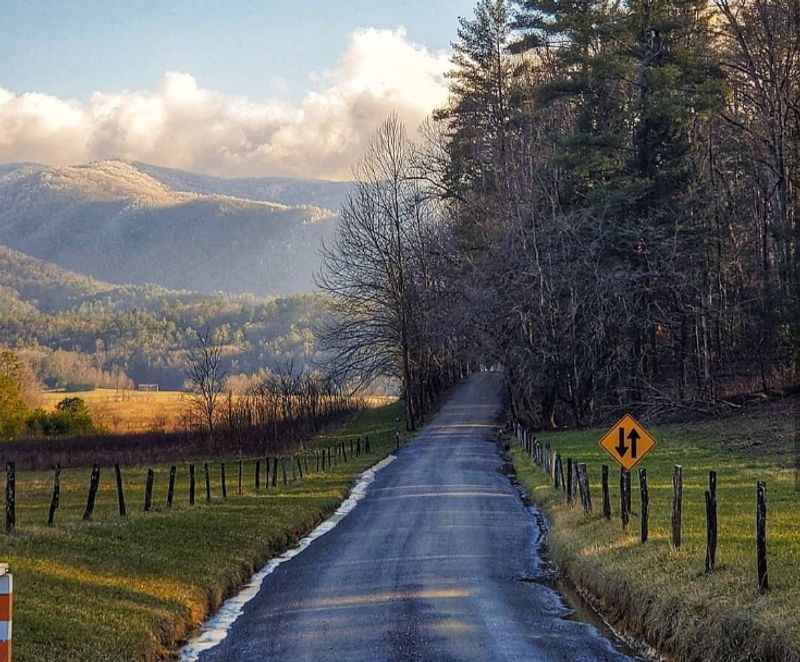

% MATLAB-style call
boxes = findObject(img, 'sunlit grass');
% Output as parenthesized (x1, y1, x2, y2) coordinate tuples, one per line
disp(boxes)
(37, 389, 397, 435)
(39, 388, 189, 433)
(511, 418, 800, 660)
(2, 401, 404, 661)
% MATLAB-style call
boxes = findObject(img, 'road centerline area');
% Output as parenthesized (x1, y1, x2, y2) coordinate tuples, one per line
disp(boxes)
(198, 373, 631, 661)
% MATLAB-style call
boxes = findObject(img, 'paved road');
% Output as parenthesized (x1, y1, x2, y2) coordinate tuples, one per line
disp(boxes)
(200, 372, 631, 661)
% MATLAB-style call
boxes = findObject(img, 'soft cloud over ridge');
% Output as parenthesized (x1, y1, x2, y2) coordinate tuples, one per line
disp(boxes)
(0, 28, 449, 180)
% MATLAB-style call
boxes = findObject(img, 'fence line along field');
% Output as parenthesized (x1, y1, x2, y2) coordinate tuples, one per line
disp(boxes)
(38, 388, 190, 434)
(1, 401, 405, 661)
(509, 408, 800, 662)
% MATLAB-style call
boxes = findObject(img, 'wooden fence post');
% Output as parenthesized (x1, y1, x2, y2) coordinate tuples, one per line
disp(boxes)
(204, 462, 211, 502)
(366, 435, 371, 453)
(282, 458, 288, 486)
(639, 468, 649, 543)
(625, 470, 632, 518)
(272, 457, 278, 487)
(578, 464, 592, 513)
(602, 465, 611, 520)
(83, 464, 100, 521)
(5, 463, 15, 534)
(48, 465, 61, 526)
(296, 456, 304, 479)
(705, 470, 717, 573)
(572, 461, 580, 506)
(238, 459, 243, 496)
(167, 465, 176, 507)
(114, 463, 127, 517)
(566, 458, 574, 505)
(189, 464, 196, 505)
(220, 463, 227, 499)
(757, 480, 768, 593)
(672, 465, 683, 548)
(620, 469, 629, 530)
(144, 468, 154, 512)
(583, 464, 594, 513)
(553, 453, 560, 489)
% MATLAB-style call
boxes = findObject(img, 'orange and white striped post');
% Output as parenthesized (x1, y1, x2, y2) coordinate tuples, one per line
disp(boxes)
(0, 564, 12, 661)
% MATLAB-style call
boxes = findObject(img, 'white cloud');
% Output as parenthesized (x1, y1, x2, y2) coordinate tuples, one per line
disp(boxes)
(0, 28, 449, 179)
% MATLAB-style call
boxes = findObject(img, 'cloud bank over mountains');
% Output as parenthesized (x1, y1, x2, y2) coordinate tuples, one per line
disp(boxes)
(0, 28, 449, 180)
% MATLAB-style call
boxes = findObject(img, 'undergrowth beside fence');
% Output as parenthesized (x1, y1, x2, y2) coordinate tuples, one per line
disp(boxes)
(509, 419, 800, 662)
(1, 401, 404, 662)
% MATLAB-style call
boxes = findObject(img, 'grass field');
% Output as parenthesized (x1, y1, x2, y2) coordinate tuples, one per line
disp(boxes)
(511, 409, 800, 661)
(39, 388, 189, 433)
(38, 389, 397, 435)
(1, 401, 404, 661)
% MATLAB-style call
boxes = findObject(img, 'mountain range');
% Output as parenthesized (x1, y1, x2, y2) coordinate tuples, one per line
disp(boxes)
(0, 160, 351, 296)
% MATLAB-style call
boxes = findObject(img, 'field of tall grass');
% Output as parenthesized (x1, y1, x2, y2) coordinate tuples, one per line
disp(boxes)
(39, 389, 190, 433)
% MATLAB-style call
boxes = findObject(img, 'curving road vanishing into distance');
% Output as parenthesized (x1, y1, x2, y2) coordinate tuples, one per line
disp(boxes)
(199, 372, 632, 661)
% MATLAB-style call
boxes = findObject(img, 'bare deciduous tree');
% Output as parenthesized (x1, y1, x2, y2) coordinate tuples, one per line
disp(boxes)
(185, 327, 226, 449)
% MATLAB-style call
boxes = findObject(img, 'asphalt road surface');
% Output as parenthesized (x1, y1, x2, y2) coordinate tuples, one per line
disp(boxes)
(200, 372, 631, 661)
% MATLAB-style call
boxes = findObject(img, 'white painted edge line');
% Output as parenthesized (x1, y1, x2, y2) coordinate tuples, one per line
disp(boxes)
(179, 453, 397, 661)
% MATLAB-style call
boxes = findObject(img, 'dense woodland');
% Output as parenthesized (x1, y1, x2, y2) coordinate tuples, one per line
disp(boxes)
(321, 0, 800, 429)
(0, 245, 327, 390)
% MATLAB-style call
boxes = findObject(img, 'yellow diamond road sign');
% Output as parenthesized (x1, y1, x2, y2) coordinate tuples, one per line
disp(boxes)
(599, 414, 656, 471)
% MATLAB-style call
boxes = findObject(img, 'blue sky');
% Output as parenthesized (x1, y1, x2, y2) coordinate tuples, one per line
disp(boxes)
(0, 1, 476, 178)
(2, 0, 474, 101)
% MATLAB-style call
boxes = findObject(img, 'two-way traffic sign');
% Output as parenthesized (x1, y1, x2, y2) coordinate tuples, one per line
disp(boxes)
(599, 414, 656, 471)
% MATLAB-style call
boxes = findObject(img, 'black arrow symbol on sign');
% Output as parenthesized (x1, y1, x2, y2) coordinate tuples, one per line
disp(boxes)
(628, 428, 640, 458)
(615, 427, 627, 457)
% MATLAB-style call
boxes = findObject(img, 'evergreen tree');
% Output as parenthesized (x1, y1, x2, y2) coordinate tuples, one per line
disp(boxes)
(437, 0, 515, 197)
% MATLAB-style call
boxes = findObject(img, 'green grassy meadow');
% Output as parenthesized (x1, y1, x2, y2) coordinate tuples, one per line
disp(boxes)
(1, 402, 403, 661)
(511, 415, 800, 661)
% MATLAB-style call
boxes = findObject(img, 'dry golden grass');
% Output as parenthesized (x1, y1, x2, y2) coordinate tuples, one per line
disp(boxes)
(39, 389, 189, 433)
(38, 390, 396, 435)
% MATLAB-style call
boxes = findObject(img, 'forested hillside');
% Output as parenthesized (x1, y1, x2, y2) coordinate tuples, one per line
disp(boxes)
(0, 160, 339, 295)
(0, 245, 328, 390)
(321, 0, 800, 429)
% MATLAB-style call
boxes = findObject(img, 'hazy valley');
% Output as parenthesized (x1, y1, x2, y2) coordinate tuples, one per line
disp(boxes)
(0, 160, 350, 296)
(0, 160, 349, 391)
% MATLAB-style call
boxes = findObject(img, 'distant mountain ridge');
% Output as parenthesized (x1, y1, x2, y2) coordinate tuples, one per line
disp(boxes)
(0, 160, 350, 296)
(132, 162, 352, 210)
